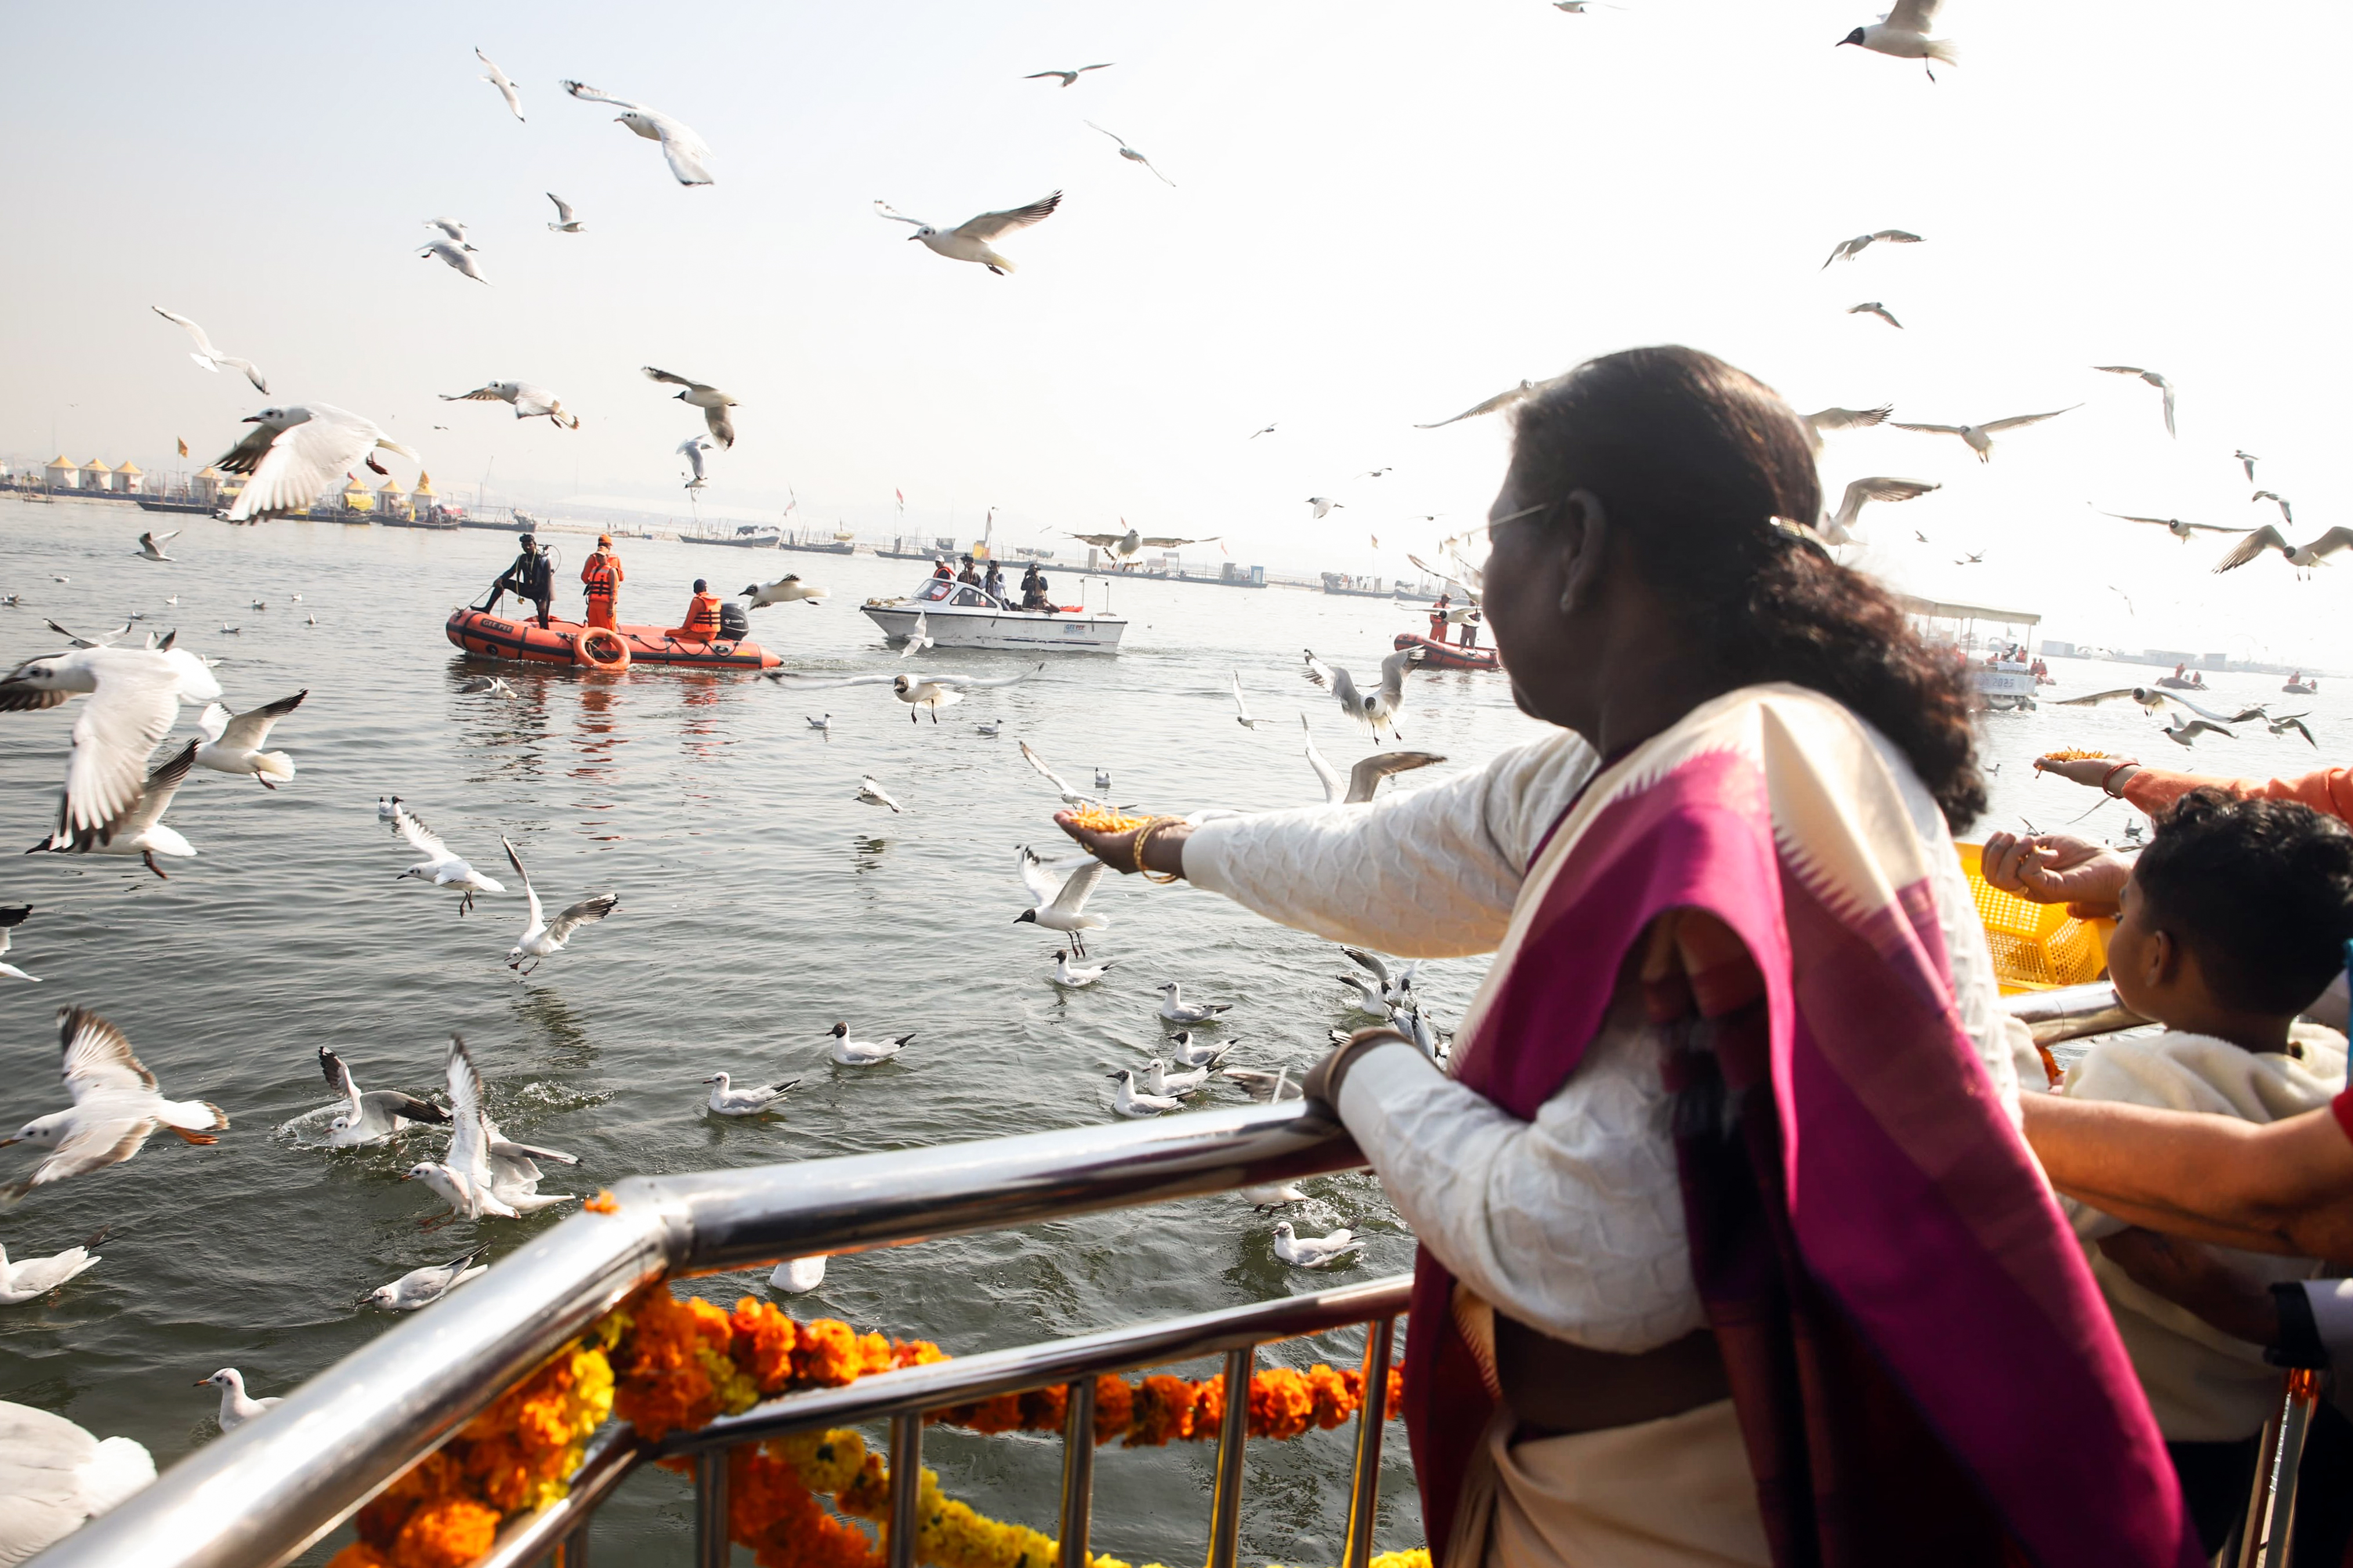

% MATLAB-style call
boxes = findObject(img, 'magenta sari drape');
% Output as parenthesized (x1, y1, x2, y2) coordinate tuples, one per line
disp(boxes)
(1403, 688, 2193, 1567)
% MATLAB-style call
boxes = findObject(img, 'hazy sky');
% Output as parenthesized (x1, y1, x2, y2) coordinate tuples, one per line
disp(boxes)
(5, 2, 2349, 660)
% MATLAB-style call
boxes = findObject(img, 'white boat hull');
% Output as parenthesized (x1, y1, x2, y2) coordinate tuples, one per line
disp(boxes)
(862, 602, 1125, 653)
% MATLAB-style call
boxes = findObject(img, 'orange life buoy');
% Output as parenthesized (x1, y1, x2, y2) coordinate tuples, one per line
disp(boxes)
(575, 627, 631, 671)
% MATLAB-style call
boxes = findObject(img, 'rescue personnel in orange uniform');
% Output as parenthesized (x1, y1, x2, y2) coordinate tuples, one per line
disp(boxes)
(582, 534, 624, 629)
(668, 578, 725, 642)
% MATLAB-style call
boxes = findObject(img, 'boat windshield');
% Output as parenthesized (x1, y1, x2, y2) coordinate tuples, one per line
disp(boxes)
(913, 578, 1007, 610)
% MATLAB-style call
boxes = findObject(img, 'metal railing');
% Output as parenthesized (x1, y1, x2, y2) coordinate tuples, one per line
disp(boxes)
(36, 986, 2141, 1568)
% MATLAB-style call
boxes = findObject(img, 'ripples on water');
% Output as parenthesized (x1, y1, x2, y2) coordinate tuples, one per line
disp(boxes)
(0, 501, 2342, 1562)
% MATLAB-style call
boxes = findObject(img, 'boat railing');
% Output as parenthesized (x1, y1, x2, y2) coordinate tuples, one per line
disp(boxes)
(38, 986, 2142, 1568)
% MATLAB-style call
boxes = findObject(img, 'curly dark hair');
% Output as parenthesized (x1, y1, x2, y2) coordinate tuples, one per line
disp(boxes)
(1511, 345, 1985, 828)
(2136, 787, 2353, 1016)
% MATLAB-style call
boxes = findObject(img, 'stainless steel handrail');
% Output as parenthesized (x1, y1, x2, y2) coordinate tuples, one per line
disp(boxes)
(38, 987, 2130, 1568)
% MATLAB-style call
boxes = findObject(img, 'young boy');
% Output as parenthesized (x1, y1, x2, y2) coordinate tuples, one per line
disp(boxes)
(2058, 787, 2353, 1552)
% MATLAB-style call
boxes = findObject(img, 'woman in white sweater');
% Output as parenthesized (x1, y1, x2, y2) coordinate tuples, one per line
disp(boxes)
(1062, 347, 2194, 1568)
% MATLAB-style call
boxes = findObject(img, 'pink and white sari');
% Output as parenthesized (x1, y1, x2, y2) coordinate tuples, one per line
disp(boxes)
(1403, 686, 2195, 1567)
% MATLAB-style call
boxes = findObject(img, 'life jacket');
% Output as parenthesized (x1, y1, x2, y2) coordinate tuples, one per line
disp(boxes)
(684, 592, 723, 638)
(583, 551, 620, 598)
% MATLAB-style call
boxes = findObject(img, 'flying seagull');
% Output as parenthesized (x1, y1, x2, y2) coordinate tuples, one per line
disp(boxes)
(1836, 0, 1958, 79)
(0, 906, 37, 983)
(1818, 477, 1939, 545)
(149, 308, 268, 393)
(679, 436, 712, 489)
(1013, 845, 1109, 956)
(1, 643, 219, 854)
(419, 240, 489, 284)
(1249, 423, 1277, 439)
(1067, 524, 1218, 567)
(1025, 63, 1113, 87)
(1414, 376, 1561, 429)
(2058, 687, 2267, 726)
(1303, 646, 1425, 740)
(1847, 301, 1903, 329)
(2268, 713, 2318, 748)
(875, 192, 1062, 275)
(2236, 451, 2260, 484)
(2093, 365, 2177, 437)
(643, 368, 736, 447)
(0, 1006, 228, 1203)
(2253, 491, 2293, 524)
(1306, 497, 1343, 519)
(194, 689, 305, 788)
(2213, 526, 2353, 578)
(424, 217, 473, 248)
(476, 48, 523, 120)
(1799, 404, 1893, 452)
(440, 382, 580, 429)
(1891, 405, 2079, 462)
(1085, 122, 1175, 185)
(2097, 510, 2251, 544)
(317, 1045, 451, 1148)
(135, 530, 179, 563)
(561, 80, 715, 185)
(545, 193, 584, 233)
(1231, 671, 1270, 729)
(1301, 714, 1445, 804)
(1822, 230, 1922, 268)
(214, 405, 417, 522)
(500, 837, 619, 974)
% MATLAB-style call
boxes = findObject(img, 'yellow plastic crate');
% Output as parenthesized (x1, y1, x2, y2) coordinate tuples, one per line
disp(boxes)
(1954, 842, 2114, 995)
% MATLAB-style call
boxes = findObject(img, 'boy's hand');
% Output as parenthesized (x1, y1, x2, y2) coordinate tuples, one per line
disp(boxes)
(2097, 1227, 2279, 1347)
(1980, 831, 2130, 918)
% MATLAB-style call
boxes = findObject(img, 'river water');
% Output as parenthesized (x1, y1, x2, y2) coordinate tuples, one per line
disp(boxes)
(0, 498, 2341, 1563)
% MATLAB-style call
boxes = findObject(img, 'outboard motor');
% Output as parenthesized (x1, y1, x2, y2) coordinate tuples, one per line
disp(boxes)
(717, 602, 750, 642)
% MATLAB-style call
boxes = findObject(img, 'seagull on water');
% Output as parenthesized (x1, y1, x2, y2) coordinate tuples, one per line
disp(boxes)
(359, 1247, 489, 1311)
(1015, 845, 1108, 956)
(806, 714, 830, 733)
(0, 1233, 103, 1305)
(2094, 365, 2177, 437)
(562, 79, 715, 184)
(824, 1023, 914, 1066)
(0, 1399, 154, 1556)
(899, 611, 935, 658)
(194, 689, 305, 788)
(1, 1006, 228, 1204)
(1818, 477, 1940, 546)
(1891, 405, 2080, 462)
(1301, 714, 1444, 804)
(440, 382, 580, 429)
(745, 574, 826, 607)
(1836, 0, 1957, 79)
(1, 640, 219, 853)
(1165, 1030, 1239, 1070)
(1106, 1069, 1182, 1118)
(642, 367, 737, 447)
(454, 675, 517, 698)
(875, 192, 1062, 276)
(317, 1045, 452, 1148)
(1303, 645, 1425, 740)
(1335, 971, 1398, 1017)
(856, 776, 903, 813)
(1052, 949, 1112, 987)
(1142, 1059, 1210, 1096)
(0, 906, 37, 983)
(214, 404, 417, 522)
(419, 239, 490, 284)
(1240, 1176, 1308, 1212)
(704, 1073, 801, 1116)
(196, 1370, 280, 1432)
(1085, 122, 1175, 185)
(404, 1036, 578, 1221)
(1272, 1222, 1362, 1269)
(135, 530, 178, 563)
(1846, 301, 1903, 329)
(976, 720, 1002, 737)
(770, 1256, 826, 1294)
(2213, 526, 2353, 578)
(1157, 982, 1232, 1025)
(501, 838, 619, 974)
(1822, 230, 1922, 268)
(546, 192, 584, 232)
(150, 307, 269, 393)
(1344, 948, 1420, 1008)
(30, 740, 201, 878)
(390, 799, 504, 914)
(1025, 63, 1113, 86)
(477, 48, 524, 119)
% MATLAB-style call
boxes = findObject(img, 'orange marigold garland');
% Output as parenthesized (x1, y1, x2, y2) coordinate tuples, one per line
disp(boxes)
(332, 1282, 1406, 1568)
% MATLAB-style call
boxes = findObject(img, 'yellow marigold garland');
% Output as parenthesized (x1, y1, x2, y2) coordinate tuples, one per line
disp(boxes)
(330, 1282, 1409, 1568)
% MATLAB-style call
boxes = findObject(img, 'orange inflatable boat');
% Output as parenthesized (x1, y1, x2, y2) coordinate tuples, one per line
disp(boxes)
(445, 607, 783, 671)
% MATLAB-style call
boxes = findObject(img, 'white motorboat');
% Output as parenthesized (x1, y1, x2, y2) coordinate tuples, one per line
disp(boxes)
(861, 575, 1126, 653)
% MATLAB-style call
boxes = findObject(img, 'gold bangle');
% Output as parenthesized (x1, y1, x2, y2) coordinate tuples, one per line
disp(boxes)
(1133, 816, 1185, 883)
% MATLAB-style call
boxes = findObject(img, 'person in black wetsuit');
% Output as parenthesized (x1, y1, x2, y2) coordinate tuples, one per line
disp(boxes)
(480, 534, 555, 628)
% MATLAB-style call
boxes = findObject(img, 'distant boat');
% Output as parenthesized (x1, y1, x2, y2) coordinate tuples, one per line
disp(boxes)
(135, 496, 218, 515)
(682, 527, 780, 548)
